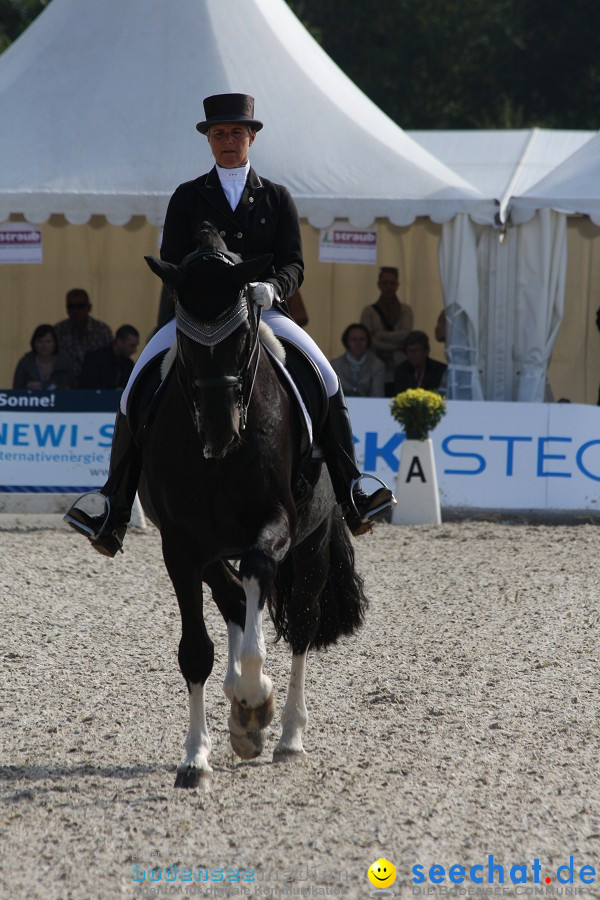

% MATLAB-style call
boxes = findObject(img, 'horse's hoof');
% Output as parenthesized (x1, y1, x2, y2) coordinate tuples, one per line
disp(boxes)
(273, 747, 308, 764)
(174, 767, 211, 790)
(230, 691, 275, 732)
(229, 729, 265, 760)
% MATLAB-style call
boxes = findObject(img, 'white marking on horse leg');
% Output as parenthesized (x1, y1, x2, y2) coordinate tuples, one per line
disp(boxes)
(223, 621, 243, 701)
(236, 575, 272, 708)
(178, 681, 212, 774)
(274, 652, 308, 757)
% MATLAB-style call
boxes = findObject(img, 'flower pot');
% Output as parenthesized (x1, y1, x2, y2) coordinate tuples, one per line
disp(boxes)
(391, 437, 441, 525)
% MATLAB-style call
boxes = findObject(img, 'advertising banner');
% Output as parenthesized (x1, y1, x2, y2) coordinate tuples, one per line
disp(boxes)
(0, 223, 43, 263)
(347, 398, 600, 512)
(1, 392, 599, 511)
(0, 391, 117, 492)
(319, 223, 377, 265)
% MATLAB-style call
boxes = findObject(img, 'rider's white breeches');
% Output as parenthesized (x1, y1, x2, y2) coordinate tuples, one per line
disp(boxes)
(120, 309, 339, 414)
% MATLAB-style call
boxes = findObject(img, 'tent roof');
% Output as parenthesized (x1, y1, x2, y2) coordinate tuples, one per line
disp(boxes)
(409, 128, 596, 223)
(511, 132, 600, 225)
(0, 0, 489, 228)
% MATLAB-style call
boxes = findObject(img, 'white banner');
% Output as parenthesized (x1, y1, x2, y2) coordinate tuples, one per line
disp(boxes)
(0, 222, 43, 263)
(1, 394, 599, 512)
(347, 398, 600, 512)
(319, 223, 377, 265)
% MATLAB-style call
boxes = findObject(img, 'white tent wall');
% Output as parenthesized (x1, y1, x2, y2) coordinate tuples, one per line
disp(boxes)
(438, 214, 484, 400)
(303, 218, 445, 360)
(2, 211, 597, 402)
(548, 217, 600, 404)
(441, 210, 570, 404)
(413, 130, 599, 406)
(0, 216, 161, 389)
(0, 216, 446, 390)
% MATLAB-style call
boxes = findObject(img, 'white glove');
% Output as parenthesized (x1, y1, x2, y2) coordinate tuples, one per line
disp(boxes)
(249, 281, 278, 311)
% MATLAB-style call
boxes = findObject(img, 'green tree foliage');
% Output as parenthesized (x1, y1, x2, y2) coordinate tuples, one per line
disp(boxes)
(0, 0, 49, 52)
(287, 0, 600, 129)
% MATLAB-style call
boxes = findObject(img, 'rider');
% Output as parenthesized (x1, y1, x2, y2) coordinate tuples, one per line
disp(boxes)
(65, 93, 395, 556)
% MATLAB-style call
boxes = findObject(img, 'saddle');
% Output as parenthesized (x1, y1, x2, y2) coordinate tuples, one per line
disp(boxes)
(126, 350, 173, 443)
(270, 338, 328, 452)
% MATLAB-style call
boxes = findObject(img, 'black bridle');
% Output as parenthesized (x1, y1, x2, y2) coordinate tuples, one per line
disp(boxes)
(175, 275, 262, 433)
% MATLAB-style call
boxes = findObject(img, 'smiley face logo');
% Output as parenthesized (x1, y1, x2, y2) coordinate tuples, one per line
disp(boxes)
(368, 858, 397, 889)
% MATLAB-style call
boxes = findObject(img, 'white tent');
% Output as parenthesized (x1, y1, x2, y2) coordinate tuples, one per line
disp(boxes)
(512, 133, 600, 224)
(409, 129, 595, 224)
(0, 0, 487, 228)
(409, 130, 598, 402)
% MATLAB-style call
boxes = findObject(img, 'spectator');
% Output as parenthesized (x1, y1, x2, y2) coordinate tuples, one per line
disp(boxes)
(393, 330, 447, 394)
(12, 324, 76, 390)
(79, 325, 140, 390)
(54, 288, 113, 379)
(360, 266, 414, 396)
(331, 323, 385, 397)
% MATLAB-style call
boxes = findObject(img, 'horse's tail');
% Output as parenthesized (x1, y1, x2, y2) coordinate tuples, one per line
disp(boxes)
(311, 508, 369, 649)
(267, 508, 368, 652)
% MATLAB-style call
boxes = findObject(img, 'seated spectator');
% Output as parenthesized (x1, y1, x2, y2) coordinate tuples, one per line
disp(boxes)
(54, 288, 113, 379)
(12, 324, 76, 390)
(393, 330, 447, 394)
(331, 323, 385, 397)
(360, 266, 413, 396)
(79, 325, 140, 390)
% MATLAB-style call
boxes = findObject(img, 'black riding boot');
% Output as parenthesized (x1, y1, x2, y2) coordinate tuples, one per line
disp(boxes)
(320, 386, 395, 536)
(64, 411, 141, 557)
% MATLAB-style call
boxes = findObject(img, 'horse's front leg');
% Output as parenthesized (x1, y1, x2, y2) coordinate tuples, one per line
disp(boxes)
(162, 536, 214, 789)
(229, 519, 291, 759)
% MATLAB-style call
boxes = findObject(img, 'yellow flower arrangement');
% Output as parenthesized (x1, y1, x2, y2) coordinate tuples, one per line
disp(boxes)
(389, 388, 447, 441)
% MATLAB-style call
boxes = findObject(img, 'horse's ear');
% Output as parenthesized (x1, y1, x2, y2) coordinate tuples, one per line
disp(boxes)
(144, 256, 184, 288)
(231, 254, 274, 290)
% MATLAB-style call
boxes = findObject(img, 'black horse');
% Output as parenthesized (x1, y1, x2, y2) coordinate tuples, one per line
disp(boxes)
(140, 224, 368, 788)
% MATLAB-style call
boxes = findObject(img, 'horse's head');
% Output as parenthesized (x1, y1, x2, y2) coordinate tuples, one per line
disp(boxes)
(145, 236, 272, 459)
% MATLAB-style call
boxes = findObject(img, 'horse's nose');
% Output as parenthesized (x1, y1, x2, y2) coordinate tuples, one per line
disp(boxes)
(202, 431, 241, 460)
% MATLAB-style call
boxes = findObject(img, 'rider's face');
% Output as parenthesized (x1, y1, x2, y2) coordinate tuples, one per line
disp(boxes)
(208, 124, 255, 168)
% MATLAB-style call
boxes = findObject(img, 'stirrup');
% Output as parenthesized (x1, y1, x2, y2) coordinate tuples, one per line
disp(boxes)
(349, 474, 397, 522)
(64, 491, 111, 539)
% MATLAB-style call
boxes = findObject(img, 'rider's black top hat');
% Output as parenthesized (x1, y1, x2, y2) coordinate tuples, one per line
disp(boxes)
(196, 94, 263, 134)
